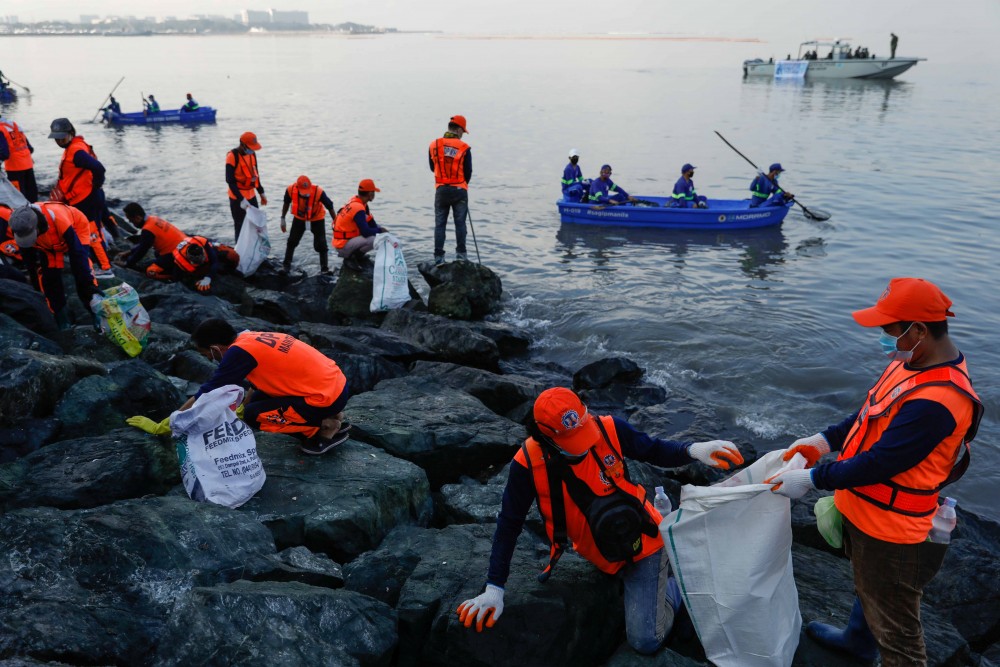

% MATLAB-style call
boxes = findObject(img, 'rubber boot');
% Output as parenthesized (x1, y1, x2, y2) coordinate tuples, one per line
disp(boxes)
(319, 250, 330, 275)
(806, 598, 878, 662)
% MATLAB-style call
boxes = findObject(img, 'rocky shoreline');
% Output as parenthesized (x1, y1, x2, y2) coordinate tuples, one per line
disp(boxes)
(0, 250, 997, 667)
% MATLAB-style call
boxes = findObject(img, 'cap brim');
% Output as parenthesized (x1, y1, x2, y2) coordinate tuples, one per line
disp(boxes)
(851, 306, 897, 327)
(247, 142, 262, 150)
(13, 233, 37, 248)
(550, 412, 600, 455)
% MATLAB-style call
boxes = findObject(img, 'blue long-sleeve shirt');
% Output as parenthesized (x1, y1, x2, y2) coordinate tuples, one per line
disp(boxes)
(749, 174, 786, 207)
(671, 176, 697, 204)
(124, 229, 158, 268)
(587, 177, 629, 204)
(352, 207, 383, 238)
(74, 150, 106, 191)
(486, 417, 695, 587)
(562, 163, 583, 193)
(196, 345, 258, 398)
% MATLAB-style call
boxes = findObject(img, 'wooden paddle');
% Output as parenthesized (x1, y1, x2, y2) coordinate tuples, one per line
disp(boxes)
(92, 76, 125, 122)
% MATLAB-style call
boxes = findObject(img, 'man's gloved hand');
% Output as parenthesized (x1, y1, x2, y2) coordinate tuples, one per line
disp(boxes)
(766, 468, 815, 499)
(782, 433, 830, 468)
(260, 195, 268, 206)
(456, 584, 504, 632)
(280, 215, 287, 233)
(88, 294, 105, 315)
(235, 403, 245, 419)
(239, 198, 250, 211)
(196, 277, 211, 292)
(688, 440, 744, 470)
(126, 415, 172, 435)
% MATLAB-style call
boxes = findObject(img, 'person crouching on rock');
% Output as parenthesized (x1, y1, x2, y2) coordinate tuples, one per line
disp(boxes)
(180, 318, 352, 455)
(144, 235, 239, 293)
(456, 387, 744, 654)
(332, 179, 387, 272)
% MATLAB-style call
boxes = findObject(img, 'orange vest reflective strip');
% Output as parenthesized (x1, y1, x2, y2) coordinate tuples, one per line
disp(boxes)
(429, 137, 469, 189)
(834, 359, 983, 543)
(227, 150, 259, 200)
(143, 215, 187, 256)
(32, 203, 90, 269)
(332, 196, 370, 249)
(289, 184, 325, 221)
(172, 236, 209, 273)
(233, 331, 348, 408)
(0, 120, 33, 171)
(514, 415, 663, 576)
(57, 136, 96, 205)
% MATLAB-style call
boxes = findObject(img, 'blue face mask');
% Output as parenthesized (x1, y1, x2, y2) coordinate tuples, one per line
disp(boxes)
(244, 148, 255, 155)
(878, 323, 918, 361)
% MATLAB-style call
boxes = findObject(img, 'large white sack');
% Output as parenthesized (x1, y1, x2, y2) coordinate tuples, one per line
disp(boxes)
(0, 175, 28, 208)
(169, 385, 265, 508)
(235, 205, 270, 276)
(370, 232, 410, 312)
(661, 450, 806, 667)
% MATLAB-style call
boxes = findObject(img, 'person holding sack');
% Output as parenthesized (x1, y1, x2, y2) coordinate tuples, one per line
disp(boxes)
(456, 387, 744, 654)
(332, 178, 387, 272)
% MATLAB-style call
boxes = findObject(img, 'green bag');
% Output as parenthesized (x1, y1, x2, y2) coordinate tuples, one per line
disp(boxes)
(814, 495, 843, 549)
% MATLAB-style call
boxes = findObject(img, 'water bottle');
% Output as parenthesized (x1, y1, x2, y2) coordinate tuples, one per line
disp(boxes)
(927, 497, 958, 544)
(654, 486, 672, 515)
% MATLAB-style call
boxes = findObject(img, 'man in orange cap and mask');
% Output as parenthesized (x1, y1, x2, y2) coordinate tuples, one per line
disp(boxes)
(457, 386, 743, 654)
(280, 174, 336, 275)
(226, 131, 266, 242)
(767, 277, 983, 666)
(428, 114, 472, 264)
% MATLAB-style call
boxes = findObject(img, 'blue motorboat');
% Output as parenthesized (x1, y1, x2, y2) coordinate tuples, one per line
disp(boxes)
(557, 196, 791, 230)
(102, 106, 217, 126)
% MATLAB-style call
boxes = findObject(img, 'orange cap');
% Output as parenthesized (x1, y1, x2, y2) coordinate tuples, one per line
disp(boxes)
(533, 387, 600, 456)
(449, 115, 468, 133)
(358, 178, 380, 192)
(852, 277, 955, 327)
(240, 131, 261, 150)
(296, 175, 311, 189)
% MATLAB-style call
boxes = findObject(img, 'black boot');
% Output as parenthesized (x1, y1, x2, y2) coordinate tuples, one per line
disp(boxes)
(806, 598, 879, 662)
(319, 251, 331, 275)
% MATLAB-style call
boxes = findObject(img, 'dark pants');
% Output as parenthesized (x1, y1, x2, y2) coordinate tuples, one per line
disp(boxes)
(7, 168, 38, 202)
(844, 519, 947, 667)
(230, 196, 259, 243)
(283, 218, 328, 270)
(74, 189, 106, 226)
(243, 385, 350, 439)
(434, 185, 468, 258)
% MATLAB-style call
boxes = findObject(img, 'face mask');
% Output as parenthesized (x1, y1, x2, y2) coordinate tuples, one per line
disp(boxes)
(879, 323, 919, 361)
(244, 148, 255, 155)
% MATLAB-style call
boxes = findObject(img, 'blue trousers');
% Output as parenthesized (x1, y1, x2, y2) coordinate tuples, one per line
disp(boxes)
(621, 548, 676, 654)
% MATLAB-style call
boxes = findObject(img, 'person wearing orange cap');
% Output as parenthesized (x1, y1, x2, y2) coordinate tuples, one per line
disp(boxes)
(226, 131, 267, 242)
(331, 179, 387, 272)
(767, 278, 984, 666)
(181, 93, 199, 113)
(428, 114, 472, 264)
(457, 387, 743, 654)
(279, 175, 337, 275)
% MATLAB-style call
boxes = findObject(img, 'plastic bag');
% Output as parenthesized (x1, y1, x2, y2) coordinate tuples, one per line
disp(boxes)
(235, 205, 270, 276)
(99, 282, 150, 357)
(814, 495, 844, 549)
(660, 449, 806, 667)
(169, 385, 265, 508)
(370, 232, 409, 312)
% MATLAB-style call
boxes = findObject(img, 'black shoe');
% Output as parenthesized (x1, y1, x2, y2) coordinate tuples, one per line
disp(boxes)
(278, 264, 290, 276)
(320, 268, 333, 276)
(342, 256, 363, 272)
(297, 430, 350, 455)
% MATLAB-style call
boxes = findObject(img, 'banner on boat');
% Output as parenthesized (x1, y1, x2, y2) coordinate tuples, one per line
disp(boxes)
(774, 60, 808, 79)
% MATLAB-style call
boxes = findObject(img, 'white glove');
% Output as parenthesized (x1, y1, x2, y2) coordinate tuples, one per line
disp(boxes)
(88, 294, 105, 314)
(239, 198, 250, 210)
(456, 584, 504, 632)
(766, 468, 816, 499)
(195, 277, 212, 292)
(783, 433, 831, 468)
(688, 440, 744, 470)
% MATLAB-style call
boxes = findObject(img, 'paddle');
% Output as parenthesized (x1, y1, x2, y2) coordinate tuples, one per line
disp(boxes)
(4, 76, 30, 94)
(92, 76, 125, 122)
(713, 130, 831, 221)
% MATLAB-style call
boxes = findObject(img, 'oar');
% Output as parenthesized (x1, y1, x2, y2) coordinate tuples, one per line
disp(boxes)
(5, 76, 31, 94)
(91, 76, 125, 122)
(713, 130, 831, 221)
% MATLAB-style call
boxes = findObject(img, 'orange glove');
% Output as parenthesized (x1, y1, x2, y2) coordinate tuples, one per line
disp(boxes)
(196, 277, 212, 292)
(688, 440, 744, 470)
(457, 584, 504, 632)
(260, 194, 268, 206)
(782, 433, 830, 468)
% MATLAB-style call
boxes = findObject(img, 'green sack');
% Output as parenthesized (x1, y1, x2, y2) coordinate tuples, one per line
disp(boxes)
(814, 495, 843, 549)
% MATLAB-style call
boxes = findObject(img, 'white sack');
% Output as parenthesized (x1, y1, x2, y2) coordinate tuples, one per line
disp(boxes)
(235, 205, 270, 276)
(0, 175, 28, 208)
(370, 232, 410, 312)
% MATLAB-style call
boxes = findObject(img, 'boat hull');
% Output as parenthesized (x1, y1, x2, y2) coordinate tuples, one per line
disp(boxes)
(557, 197, 790, 230)
(744, 58, 921, 80)
(103, 107, 217, 126)
(0, 88, 17, 103)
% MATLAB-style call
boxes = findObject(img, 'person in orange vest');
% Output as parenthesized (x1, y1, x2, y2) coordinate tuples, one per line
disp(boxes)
(47, 117, 114, 279)
(456, 387, 744, 654)
(428, 114, 472, 264)
(5, 204, 104, 328)
(767, 278, 984, 667)
(226, 131, 267, 243)
(118, 201, 189, 270)
(0, 114, 38, 202)
(331, 179, 387, 272)
(180, 317, 352, 455)
(144, 235, 239, 292)
(279, 175, 336, 275)
(0, 204, 23, 263)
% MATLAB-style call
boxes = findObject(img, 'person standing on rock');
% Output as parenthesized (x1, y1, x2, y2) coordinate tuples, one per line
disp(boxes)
(428, 114, 472, 265)
(767, 278, 983, 666)
(332, 179, 387, 272)
(279, 175, 336, 275)
(182, 318, 352, 455)
(0, 113, 38, 202)
(226, 131, 266, 243)
(457, 387, 744, 655)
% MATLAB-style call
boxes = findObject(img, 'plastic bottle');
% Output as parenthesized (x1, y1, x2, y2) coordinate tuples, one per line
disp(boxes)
(927, 497, 958, 544)
(654, 486, 672, 515)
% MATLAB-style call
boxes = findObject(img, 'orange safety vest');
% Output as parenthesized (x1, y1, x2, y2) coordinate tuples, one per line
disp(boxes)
(172, 235, 211, 273)
(834, 358, 983, 544)
(0, 205, 19, 260)
(288, 183, 326, 221)
(33, 203, 94, 269)
(429, 136, 470, 189)
(226, 149, 260, 200)
(0, 120, 33, 171)
(514, 415, 664, 577)
(142, 215, 187, 256)
(57, 136, 98, 205)
(232, 331, 348, 408)
(331, 196, 371, 249)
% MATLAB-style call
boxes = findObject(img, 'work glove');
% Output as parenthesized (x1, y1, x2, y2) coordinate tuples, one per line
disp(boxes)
(766, 468, 815, 499)
(196, 277, 212, 292)
(782, 433, 830, 468)
(235, 403, 245, 419)
(239, 198, 250, 211)
(688, 440, 744, 470)
(126, 415, 172, 435)
(457, 584, 505, 632)
(260, 195, 268, 206)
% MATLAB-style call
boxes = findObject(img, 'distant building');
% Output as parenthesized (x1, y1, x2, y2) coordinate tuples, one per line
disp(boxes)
(270, 10, 308, 25)
(80, 14, 99, 24)
(241, 10, 270, 26)
(0, 15, 19, 25)
(241, 8, 309, 27)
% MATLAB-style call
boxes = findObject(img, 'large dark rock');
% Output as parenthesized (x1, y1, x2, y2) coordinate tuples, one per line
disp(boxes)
(346, 376, 525, 487)
(138, 321, 193, 369)
(0, 278, 58, 339)
(924, 532, 1000, 651)
(53, 325, 136, 363)
(0, 418, 62, 464)
(53, 359, 182, 438)
(327, 263, 422, 325)
(322, 350, 408, 395)
(146, 293, 294, 337)
(465, 320, 532, 358)
(284, 273, 337, 323)
(0, 313, 61, 355)
(604, 644, 707, 666)
(169, 349, 216, 384)
(380, 309, 500, 371)
(418, 260, 503, 321)
(240, 286, 303, 324)
(408, 360, 544, 417)
(435, 464, 546, 538)
(0, 349, 104, 426)
(244, 546, 345, 589)
(0, 428, 179, 511)
(298, 321, 431, 364)
(573, 356, 644, 390)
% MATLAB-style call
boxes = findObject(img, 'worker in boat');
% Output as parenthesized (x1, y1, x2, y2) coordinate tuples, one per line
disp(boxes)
(144, 94, 160, 114)
(332, 179, 387, 272)
(117, 201, 188, 270)
(588, 165, 637, 206)
(749, 163, 794, 208)
(226, 131, 266, 242)
(562, 149, 584, 202)
(0, 113, 38, 202)
(106, 96, 122, 114)
(280, 174, 337, 275)
(144, 234, 239, 292)
(668, 164, 708, 209)
(890, 33, 898, 59)
(181, 93, 199, 113)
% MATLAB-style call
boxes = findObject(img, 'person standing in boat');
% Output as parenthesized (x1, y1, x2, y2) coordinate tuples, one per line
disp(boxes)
(588, 164, 636, 206)
(280, 174, 337, 275)
(181, 93, 199, 113)
(226, 131, 267, 242)
(890, 33, 899, 59)
(562, 149, 584, 202)
(749, 163, 794, 208)
(668, 164, 708, 209)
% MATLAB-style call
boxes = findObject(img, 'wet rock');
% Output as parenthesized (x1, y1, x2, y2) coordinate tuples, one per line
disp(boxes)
(0, 418, 62, 464)
(327, 263, 423, 325)
(240, 285, 302, 324)
(0, 427, 179, 511)
(298, 321, 430, 363)
(169, 349, 216, 384)
(322, 350, 408, 395)
(0, 349, 104, 426)
(380, 309, 500, 371)
(418, 260, 503, 321)
(0, 313, 62, 355)
(283, 273, 338, 323)
(579, 384, 669, 411)
(574, 356, 644, 390)
(347, 375, 525, 487)
(435, 464, 546, 538)
(604, 644, 707, 666)
(466, 319, 532, 357)
(146, 293, 294, 337)
(244, 546, 345, 589)
(0, 277, 58, 339)
(408, 360, 545, 416)
(53, 324, 137, 363)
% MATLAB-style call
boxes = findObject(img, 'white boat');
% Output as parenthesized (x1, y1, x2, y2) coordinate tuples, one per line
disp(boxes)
(743, 40, 925, 80)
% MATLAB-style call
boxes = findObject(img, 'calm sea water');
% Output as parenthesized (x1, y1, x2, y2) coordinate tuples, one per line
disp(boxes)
(5, 34, 998, 519)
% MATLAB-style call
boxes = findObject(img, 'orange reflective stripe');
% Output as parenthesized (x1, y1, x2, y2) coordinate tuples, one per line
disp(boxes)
(172, 236, 209, 273)
(227, 150, 260, 200)
(57, 137, 96, 205)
